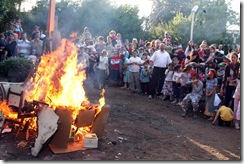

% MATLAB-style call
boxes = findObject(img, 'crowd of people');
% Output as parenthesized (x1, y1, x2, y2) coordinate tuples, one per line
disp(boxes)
(0, 22, 241, 130)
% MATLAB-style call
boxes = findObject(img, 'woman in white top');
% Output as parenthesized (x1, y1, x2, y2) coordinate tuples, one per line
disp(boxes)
(97, 49, 108, 90)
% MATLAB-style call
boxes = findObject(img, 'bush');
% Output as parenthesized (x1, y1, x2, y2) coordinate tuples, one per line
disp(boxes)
(0, 58, 34, 82)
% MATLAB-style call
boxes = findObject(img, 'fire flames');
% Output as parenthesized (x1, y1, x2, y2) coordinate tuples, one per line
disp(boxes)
(0, 101, 18, 119)
(0, 38, 106, 137)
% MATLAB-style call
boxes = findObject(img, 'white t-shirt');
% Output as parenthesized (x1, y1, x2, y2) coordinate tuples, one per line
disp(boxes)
(128, 56, 142, 72)
(150, 50, 172, 68)
(172, 72, 182, 82)
(165, 69, 174, 81)
(98, 56, 108, 70)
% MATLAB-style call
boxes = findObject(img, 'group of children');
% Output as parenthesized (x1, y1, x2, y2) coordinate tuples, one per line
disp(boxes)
(118, 49, 240, 130)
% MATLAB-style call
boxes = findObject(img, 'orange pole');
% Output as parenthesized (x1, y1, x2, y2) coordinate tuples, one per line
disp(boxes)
(47, 0, 56, 52)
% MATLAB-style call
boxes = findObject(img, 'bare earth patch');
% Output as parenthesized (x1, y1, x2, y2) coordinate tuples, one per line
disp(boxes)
(0, 84, 241, 161)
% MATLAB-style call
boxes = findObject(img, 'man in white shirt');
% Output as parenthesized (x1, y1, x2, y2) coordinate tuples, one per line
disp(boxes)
(148, 43, 172, 99)
(17, 33, 31, 58)
(128, 50, 143, 94)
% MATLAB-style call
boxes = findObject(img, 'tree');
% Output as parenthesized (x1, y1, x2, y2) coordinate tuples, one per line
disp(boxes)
(21, 0, 146, 42)
(0, 0, 25, 33)
(110, 5, 144, 41)
(149, 0, 196, 26)
(150, 12, 190, 47)
(21, 0, 49, 36)
(149, 0, 240, 49)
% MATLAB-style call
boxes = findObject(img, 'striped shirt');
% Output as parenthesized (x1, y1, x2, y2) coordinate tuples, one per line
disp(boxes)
(17, 40, 31, 57)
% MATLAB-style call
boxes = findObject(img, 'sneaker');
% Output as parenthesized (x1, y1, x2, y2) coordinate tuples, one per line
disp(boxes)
(171, 100, 177, 104)
(235, 123, 240, 130)
(148, 95, 152, 99)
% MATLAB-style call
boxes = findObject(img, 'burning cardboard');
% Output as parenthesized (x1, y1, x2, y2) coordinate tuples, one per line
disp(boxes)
(5, 38, 110, 155)
(31, 105, 59, 157)
(49, 107, 72, 149)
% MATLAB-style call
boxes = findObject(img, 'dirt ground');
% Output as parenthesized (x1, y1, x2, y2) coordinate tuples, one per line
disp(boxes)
(0, 82, 241, 161)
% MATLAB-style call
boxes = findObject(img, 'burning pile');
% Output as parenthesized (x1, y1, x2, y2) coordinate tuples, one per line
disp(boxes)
(1, 38, 109, 155)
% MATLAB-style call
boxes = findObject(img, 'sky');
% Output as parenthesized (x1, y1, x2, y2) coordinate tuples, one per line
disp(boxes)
(21, 0, 240, 18)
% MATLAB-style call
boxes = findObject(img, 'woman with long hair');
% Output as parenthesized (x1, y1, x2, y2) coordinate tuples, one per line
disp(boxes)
(220, 52, 240, 110)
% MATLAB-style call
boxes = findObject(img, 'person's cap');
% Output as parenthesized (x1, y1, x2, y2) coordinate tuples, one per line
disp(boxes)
(218, 62, 226, 67)
(19, 53, 25, 57)
(177, 45, 182, 49)
(165, 31, 170, 35)
(32, 49, 36, 52)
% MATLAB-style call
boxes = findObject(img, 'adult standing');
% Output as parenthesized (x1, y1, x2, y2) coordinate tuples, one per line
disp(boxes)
(31, 32, 43, 60)
(17, 33, 31, 58)
(148, 43, 172, 99)
(5, 32, 17, 58)
(220, 52, 240, 110)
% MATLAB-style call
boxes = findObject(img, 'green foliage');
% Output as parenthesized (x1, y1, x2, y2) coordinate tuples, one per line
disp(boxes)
(149, 0, 240, 49)
(0, 58, 33, 82)
(0, 0, 24, 32)
(21, 0, 49, 36)
(149, 0, 196, 26)
(20, 0, 145, 42)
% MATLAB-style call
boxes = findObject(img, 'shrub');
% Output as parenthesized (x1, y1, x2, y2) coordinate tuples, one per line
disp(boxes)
(0, 58, 34, 82)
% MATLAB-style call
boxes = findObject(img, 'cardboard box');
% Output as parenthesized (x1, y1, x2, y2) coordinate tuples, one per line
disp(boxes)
(83, 133, 98, 148)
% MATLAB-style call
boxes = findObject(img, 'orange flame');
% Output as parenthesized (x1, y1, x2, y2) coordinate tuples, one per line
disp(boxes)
(97, 88, 105, 115)
(24, 38, 105, 121)
(0, 100, 18, 119)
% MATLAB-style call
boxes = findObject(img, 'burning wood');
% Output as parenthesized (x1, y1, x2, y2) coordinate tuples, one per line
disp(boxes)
(0, 37, 110, 156)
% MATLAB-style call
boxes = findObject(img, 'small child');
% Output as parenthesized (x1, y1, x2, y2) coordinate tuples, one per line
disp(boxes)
(216, 62, 225, 88)
(198, 66, 205, 83)
(172, 57, 180, 66)
(121, 56, 130, 89)
(161, 63, 174, 101)
(12, 17, 23, 39)
(140, 62, 150, 95)
(205, 69, 218, 121)
(212, 104, 234, 127)
(177, 65, 192, 105)
(27, 49, 38, 66)
(171, 65, 182, 104)
(141, 52, 149, 65)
